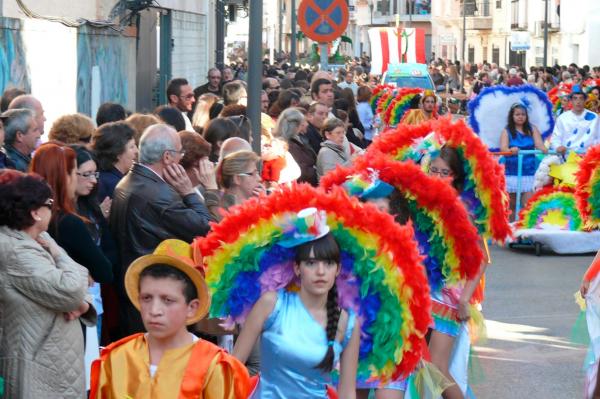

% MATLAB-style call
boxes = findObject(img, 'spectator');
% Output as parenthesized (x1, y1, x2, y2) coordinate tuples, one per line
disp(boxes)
(338, 70, 358, 95)
(194, 67, 222, 98)
(92, 121, 138, 200)
(30, 143, 113, 283)
(0, 114, 14, 169)
(70, 145, 120, 342)
(227, 114, 253, 143)
(219, 136, 252, 160)
(263, 77, 280, 94)
(3, 108, 39, 172)
(220, 104, 247, 118)
(167, 78, 195, 131)
(207, 150, 262, 221)
(0, 170, 95, 398)
(178, 130, 217, 200)
(311, 78, 334, 108)
(222, 67, 234, 84)
(276, 107, 316, 186)
(48, 113, 95, 145)
(222, 81, 248, 106)
(155, 105, 186, 132)
(203, 118, 240, 162)
(356, 86, 375, 145)
(506, 68, 524, 87)
(261, 90, 270, 113)
(8, 94, 46, 135)
(125, 113, 160, 145)
(0, 87, 25, 112)
(305, 102, 329, 154)
(191, 93, 219, 134)
(95, 102, 127, 127)
(109, 124, 213, 335)
(317, 117, 359, 179)
(269, 89, 301, 119)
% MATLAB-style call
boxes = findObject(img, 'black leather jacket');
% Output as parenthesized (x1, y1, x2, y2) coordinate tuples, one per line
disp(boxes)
(110, 163, 213, 271)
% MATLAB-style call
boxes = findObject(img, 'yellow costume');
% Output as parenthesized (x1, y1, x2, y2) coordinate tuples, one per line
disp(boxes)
(401, 108, 436, 125)
(90, 333, 250, 399)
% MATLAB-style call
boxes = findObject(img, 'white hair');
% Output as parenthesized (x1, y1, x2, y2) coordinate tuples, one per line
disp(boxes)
(138, 124, 177, 165)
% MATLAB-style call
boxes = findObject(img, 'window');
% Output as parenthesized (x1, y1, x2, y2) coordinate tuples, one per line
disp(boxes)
(492, 46, 500, 64)
(377, 0, 390, 14)
(496, 0, 502, 8)
(468, 46, 475, 64)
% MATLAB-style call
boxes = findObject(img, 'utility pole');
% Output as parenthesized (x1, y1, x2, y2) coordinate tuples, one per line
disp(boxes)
(216, 0, 226, 70)
(278, 0, 283, 58)
(543, 0, 549, 69)
(461, 0, 466, 90)
(291, 0, 297, 66)
(248, 0, 263, 154)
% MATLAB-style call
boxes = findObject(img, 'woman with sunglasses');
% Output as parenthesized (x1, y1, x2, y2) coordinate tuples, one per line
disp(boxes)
(0, 169, 95, 397)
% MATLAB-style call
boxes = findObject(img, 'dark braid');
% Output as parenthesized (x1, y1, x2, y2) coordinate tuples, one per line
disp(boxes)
(316, 283, 341, 372)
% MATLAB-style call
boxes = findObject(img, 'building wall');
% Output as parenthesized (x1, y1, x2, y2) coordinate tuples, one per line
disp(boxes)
(171, 9, 208, 89)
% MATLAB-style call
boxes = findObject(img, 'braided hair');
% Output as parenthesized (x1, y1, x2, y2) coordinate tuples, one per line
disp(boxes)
(295, 233, 341, 372)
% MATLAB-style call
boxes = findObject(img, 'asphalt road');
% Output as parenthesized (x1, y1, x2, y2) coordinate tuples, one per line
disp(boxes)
(471, 244, 595, 398)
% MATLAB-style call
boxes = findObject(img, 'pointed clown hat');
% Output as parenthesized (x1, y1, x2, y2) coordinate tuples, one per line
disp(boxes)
(125, 239, 210, 325)
(366, 116, 512, 242)
(321, 152, 483, 294)
(193, 183, 431, 381)
(576, 144, 600, 228)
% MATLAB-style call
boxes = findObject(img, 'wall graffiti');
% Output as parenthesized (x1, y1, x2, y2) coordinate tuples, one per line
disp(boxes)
(77, 26, 132, 116)
(0, 17, 31, 95)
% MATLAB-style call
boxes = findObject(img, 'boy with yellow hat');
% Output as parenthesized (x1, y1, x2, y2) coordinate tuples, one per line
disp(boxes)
(89, 240, 250, 398)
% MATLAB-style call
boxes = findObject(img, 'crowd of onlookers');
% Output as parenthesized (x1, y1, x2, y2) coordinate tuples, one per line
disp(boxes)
(1, 53, 600, 396)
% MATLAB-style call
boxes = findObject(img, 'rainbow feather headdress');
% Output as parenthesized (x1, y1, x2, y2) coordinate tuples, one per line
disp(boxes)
(576, 144, 600, 228)
(194, 183, 431, 381)
(518, 186, 583, 231)
(548, 82, 573, 115)
(321, 154, 483, 294)
(367, 117, 512, 242)
(369, 84, 394, 114)
(382, 88, 424, 127)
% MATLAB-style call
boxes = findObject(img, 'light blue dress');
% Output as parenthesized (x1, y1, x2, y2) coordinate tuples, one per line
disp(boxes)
(252, 289, 356, 398)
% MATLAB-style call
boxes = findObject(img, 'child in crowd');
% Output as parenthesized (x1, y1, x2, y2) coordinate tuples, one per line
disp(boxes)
(90, 244, 250, 398)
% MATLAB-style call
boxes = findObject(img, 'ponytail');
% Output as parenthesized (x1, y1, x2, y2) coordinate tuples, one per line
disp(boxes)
(316, 283, 340, 372)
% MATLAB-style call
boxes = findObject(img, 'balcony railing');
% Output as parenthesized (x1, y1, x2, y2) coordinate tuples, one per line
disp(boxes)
(463, 0, 492, 17)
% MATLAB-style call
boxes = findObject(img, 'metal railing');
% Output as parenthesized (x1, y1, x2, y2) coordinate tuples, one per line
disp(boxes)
(492, 149, 584, 219)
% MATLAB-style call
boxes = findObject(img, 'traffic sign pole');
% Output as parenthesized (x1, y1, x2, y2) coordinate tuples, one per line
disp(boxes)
(320, 43, 328, 71)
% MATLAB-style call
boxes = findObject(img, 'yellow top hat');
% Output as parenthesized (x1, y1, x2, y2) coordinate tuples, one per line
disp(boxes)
(125, 239, 210, 325)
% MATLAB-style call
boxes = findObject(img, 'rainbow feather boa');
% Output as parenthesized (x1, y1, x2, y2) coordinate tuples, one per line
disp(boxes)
(320, 153, 483, 294)
(370, 84, 394, 114)
(576, 144, 600, 228)
(518, 185, 583, 230)
(382, 88, 423, 126)
(366, 116, 512, 242)
(194, 184, 431, 381)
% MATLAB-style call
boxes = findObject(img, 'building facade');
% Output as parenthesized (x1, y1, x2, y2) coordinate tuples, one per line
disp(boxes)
(431, 0, 600, 69)
(0, 0, 213, 129)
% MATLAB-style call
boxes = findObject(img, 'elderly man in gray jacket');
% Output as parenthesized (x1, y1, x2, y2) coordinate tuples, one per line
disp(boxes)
(110, 123, 213, 336)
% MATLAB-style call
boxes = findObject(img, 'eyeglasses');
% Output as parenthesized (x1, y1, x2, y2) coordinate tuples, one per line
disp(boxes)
(228, 115, 248, 128)
(77, 171, 100, 180)
(166, 149, 186, 157)
(237, 170, 260, 178)
(42, 198, 54, 209)
(179, 94, 195, 100)
(429, 166, 453, 177)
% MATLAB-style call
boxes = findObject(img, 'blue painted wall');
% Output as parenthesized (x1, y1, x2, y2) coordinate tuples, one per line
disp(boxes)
(0, 18, 31, 94)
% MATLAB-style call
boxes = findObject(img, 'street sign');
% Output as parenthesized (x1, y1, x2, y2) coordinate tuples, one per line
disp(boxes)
(298, 0, 349, 43)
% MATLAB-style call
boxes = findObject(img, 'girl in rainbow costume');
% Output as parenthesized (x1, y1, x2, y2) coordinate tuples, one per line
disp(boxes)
(193, 184, 432, 398)
(364, 117, 512, 398)
(321, 153, 484, 399)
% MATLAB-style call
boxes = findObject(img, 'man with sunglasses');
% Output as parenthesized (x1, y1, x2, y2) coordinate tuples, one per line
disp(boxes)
(167, 78, 195, 131)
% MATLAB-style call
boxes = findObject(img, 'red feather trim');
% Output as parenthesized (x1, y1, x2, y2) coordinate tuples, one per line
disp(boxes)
(575, 144, 600, 225)
(321, 153, 483, 281)
(366, 116, 512, 242)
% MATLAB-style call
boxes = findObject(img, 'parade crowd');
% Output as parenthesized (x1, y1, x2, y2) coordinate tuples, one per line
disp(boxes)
(0, 54, 600, 399)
